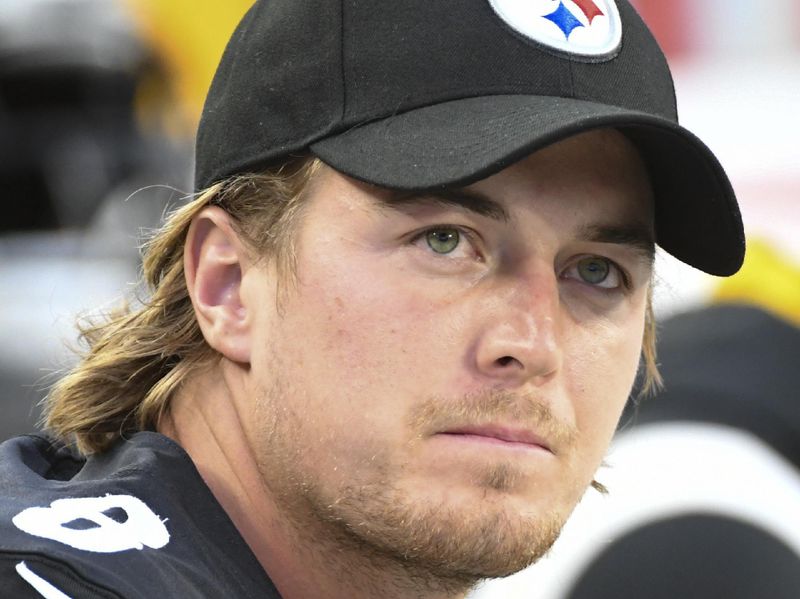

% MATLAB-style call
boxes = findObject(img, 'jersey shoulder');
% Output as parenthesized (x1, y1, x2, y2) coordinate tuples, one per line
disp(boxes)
(0, 434, 281, 599)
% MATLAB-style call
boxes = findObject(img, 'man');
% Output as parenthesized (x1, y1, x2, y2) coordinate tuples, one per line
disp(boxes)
(0, 1, 744, 598)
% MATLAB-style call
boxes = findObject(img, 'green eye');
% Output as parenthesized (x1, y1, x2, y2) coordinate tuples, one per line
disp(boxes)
(426, 228, 460, 254)
(577, 256, 610, 285)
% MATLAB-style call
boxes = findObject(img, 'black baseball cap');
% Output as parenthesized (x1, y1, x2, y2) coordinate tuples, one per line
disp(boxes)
(196, 0, 745, 276)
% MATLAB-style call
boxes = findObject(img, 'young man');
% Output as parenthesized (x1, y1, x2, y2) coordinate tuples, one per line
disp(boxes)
(0, 1, 744, 597)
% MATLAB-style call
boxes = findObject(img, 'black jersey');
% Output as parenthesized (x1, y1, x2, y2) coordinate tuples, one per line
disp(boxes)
(0, 432, 281, 598)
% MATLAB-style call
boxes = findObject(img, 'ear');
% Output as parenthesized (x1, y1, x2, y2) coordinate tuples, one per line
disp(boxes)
(184, 206, 252, 364)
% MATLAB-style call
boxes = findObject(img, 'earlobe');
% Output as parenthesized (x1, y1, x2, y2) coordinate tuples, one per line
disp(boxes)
(185, 207, 252, 364)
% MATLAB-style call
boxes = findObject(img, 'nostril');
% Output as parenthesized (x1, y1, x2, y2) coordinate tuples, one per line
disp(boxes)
(496, 356, 518, 367)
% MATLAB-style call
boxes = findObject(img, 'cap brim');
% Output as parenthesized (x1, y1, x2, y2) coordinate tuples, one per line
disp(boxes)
(311, 95, 744, 276)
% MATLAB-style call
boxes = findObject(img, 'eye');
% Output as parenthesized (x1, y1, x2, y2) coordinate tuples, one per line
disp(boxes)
(410, 225, 482, 264)
(565, 256, 625, 289)
(578, 256, 610, 284)
(425, 227, 461, 254)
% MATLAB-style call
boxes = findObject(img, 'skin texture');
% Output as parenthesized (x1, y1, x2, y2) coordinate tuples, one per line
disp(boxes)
(162, 129, 655, 599)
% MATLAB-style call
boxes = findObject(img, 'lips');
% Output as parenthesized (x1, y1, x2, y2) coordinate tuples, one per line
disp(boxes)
(438, 425, 553, 453)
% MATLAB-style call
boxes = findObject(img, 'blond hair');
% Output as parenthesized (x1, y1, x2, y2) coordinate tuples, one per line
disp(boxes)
(45, 159, 661, 454)
(45, 157, 321, 454)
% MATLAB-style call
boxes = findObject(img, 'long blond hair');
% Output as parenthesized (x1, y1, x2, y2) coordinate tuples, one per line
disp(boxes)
(45, 158, 321, 454)
(44, 157, 660, 454)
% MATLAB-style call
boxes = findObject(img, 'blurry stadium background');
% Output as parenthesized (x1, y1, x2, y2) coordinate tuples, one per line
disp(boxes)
(0, 1, 798, 597)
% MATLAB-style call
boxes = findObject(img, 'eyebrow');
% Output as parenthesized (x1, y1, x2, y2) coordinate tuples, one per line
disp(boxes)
(380, 189, 510, 222)
(377, 188, 655, 261)
(578, 223, 656, 263)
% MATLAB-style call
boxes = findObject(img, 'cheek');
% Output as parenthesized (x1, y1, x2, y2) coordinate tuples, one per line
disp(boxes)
(293, 250, 469, 384)
(264, 256, 458, 451)
(564, 311, 645, 461)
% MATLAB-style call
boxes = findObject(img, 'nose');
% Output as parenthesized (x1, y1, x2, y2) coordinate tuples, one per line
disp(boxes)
(473, 267, 562, 386)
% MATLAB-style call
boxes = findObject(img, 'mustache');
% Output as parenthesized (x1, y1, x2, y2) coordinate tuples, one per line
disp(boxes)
(407, 390, 577, 453)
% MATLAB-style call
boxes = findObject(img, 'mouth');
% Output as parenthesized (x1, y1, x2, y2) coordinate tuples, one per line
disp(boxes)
(436, 425, 553, 454)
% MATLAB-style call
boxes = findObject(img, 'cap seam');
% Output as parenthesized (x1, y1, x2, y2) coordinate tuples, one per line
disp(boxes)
(338, 111, 639, 159)
(568, 54, 576, 97)
(334, 99, 639, 154)
(338, 0, 347, 126)
(330, 82, 645, 133)
(224, 86, 610, 166)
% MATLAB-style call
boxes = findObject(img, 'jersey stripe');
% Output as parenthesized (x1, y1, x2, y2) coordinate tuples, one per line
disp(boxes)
(15, 562, 73, 599)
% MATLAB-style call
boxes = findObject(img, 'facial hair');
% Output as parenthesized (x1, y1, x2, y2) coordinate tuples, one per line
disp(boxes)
(252, 377, 583, 592)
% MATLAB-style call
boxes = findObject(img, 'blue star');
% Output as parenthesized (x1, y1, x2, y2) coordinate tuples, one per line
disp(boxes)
(543, 1, 585, 39)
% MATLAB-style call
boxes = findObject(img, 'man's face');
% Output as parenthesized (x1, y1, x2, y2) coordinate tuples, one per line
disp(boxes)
(238, 129, 654, 582)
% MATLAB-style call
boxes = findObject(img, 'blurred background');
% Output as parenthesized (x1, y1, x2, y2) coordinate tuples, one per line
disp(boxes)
(0, 1, 798, 596)
(0, 0, 251, 438)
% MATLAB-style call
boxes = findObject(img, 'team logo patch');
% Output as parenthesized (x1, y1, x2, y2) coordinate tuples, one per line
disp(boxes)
(488, 0, 622, 57)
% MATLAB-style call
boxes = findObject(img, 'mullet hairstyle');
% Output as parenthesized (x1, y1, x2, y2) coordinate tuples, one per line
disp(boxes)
(44, 157, 322, 454)
(44, 157, 661, 455)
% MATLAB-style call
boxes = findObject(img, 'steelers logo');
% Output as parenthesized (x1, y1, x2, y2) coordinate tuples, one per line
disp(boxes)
(488, 0, 623, 57)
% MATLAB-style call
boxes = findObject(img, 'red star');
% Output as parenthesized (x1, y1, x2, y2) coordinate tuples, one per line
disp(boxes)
(572, 0, 605, 23)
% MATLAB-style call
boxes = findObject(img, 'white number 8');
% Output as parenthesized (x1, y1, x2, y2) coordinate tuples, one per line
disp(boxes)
(13, 495, 170, 553)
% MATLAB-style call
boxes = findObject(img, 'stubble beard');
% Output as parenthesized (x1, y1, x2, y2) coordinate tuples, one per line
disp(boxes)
(309, 473, 568, 589)
(253, 377, 579, 594)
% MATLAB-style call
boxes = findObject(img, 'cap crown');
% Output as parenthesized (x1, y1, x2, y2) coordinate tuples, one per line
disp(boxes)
(196, 0, 675, 189)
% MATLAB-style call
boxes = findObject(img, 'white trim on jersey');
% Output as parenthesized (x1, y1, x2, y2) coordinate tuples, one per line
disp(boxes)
(15, 562, 73, 599)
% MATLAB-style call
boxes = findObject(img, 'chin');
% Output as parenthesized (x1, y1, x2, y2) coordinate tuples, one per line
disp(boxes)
(323, 476, 571, 583)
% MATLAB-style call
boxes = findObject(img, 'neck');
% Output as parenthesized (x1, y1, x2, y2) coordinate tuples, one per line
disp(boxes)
(159, 363, 473, 599)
